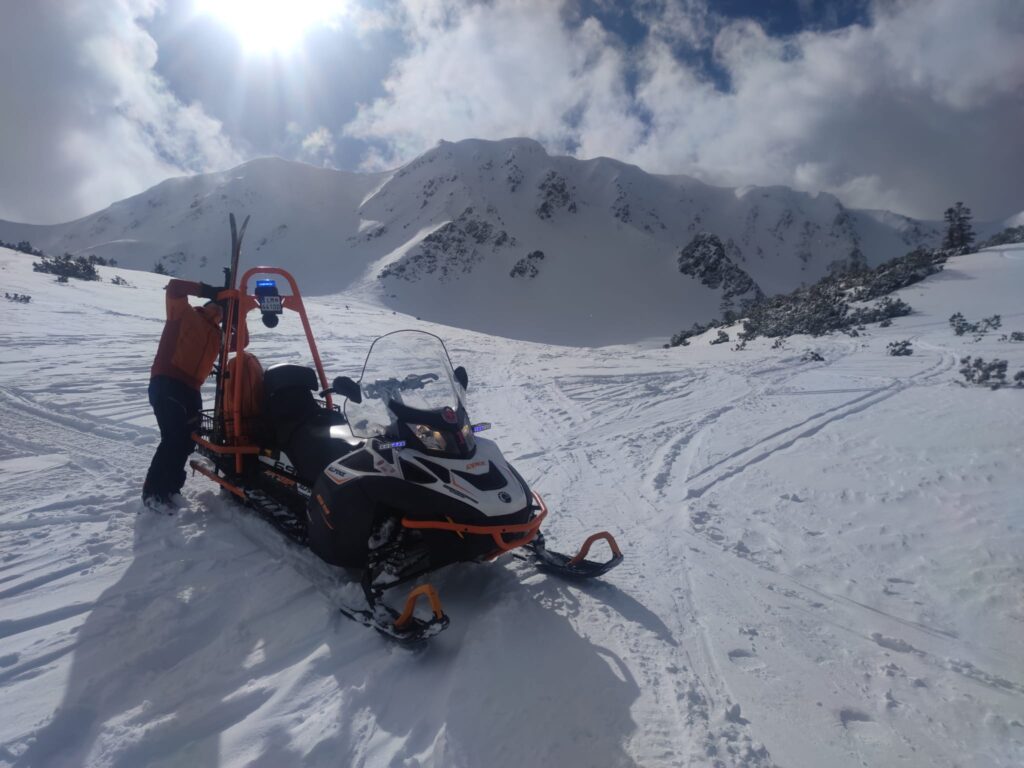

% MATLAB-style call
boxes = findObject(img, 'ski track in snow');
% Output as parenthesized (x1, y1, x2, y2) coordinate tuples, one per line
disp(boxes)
(1, 247, 1023, 766)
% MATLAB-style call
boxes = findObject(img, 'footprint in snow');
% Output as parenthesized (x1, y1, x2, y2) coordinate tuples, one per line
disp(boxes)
(870, 632, 920, 655)
(839, 708, 873, 727)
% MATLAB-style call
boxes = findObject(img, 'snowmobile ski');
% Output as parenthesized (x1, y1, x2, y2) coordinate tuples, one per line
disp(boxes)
(340, 583, 450, 644)
(526, 530, 624, 579)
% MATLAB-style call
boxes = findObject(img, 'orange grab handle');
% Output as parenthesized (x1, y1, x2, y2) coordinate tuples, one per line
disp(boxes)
(394, 584, 445, 630)
(567, 531, 622, 566)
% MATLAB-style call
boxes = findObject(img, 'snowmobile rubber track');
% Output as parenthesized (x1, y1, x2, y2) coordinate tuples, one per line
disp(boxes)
(191, 460, 450, 643)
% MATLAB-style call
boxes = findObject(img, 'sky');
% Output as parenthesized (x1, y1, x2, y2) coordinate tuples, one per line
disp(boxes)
(1, 0, 1022, 225)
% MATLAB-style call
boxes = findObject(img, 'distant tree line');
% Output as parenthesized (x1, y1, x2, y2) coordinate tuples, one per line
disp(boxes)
(0, 239, 45, 256)
(668, 201, 1011, 348)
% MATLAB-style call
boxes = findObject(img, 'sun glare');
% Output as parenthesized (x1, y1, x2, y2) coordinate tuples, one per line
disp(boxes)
(194, 0, 346, 54)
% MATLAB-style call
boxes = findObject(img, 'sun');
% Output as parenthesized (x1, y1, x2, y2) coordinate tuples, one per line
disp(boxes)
(194, 0, 346, 54)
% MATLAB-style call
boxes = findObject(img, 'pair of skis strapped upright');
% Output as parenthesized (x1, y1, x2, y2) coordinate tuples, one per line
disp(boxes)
(213, 213, 250, 438)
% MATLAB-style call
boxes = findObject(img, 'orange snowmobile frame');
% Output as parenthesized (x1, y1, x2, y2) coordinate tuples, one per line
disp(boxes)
(192, 266, 331, 475)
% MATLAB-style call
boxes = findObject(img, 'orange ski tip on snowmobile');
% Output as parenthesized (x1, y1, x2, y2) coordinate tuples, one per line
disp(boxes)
(567, 531, 622, 566)
(394, 584, 446, 631)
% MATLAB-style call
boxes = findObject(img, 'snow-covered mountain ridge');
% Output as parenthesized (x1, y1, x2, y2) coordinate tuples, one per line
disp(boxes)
(0, 138, 954, 344)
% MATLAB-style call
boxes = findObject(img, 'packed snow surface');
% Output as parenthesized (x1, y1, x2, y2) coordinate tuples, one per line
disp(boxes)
(1, 243, 1022, 767)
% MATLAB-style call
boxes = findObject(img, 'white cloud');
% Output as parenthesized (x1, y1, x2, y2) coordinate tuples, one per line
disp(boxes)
(299, 126, 337, 166)
(345, 0, 1024, 219)
(344, 0, 644, 168)
(0, 0, 241, 223)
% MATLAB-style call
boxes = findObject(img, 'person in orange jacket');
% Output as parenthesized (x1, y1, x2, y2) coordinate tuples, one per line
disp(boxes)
(142, 278, 223, 509)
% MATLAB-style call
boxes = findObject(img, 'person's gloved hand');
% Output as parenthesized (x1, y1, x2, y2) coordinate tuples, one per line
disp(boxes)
(199, 282, 221, 300)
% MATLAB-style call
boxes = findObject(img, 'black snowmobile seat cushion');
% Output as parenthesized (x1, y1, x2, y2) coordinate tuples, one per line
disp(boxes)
(264, 364, 322, 446)
(264, 363, 318, 398)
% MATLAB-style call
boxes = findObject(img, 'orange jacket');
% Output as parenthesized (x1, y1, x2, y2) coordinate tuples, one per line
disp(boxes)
(150, 280, 222, 391)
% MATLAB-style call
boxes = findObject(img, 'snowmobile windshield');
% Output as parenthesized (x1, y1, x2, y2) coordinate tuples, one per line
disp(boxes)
(345, 330, 468, 440)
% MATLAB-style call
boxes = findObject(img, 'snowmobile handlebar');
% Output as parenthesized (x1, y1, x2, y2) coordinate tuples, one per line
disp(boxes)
(362, 372, 440, 401)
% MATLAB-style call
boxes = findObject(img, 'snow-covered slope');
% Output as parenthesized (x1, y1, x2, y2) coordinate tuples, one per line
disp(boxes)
(1, 245, 1022, 766)
(0, 139, 947, 345)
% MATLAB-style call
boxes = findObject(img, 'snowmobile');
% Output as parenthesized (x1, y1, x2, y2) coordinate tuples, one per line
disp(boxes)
(189, 217, 623, 642)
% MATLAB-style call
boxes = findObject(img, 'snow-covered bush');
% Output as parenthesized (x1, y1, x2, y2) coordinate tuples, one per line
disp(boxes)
(710, 330, 730, 345)
(981, 225, 1024, 248)
(33, 253, 101, 281)
(949, 312, 1001, 337)
(669, 246, 946, 348)
(4, 292, 31, 303)
(959, 356, 1008, 388)
(844, 247, 945, 302)
(802, 350, 824, 362)
(0, 239, 44, 256)
(738, 288, 910, 341)
(110, 276, 130, 286)
(669, 318, 725, 347)
(887, 340, 913, 356)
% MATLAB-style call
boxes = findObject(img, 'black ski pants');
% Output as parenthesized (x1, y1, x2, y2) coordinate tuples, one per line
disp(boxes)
(143, 375, 202, 499)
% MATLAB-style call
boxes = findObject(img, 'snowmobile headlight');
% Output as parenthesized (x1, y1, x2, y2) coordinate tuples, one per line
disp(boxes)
(460, 423, 476, 451)
(408, 423, 450, 453)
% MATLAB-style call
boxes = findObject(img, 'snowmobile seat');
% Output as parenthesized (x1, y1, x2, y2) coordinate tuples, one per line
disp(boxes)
(263, 364, 321, 445)
(263, 363, 357, 482)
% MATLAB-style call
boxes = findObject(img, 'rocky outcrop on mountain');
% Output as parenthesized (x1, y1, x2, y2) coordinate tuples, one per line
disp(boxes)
(510, 250, 545, 278)
(379, 207, 516, 282)
(536, 172, 576, 219)
(678, 233, 764, 310)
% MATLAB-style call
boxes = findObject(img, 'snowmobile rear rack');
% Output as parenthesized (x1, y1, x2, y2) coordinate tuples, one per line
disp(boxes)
(200, 266, 333, 475)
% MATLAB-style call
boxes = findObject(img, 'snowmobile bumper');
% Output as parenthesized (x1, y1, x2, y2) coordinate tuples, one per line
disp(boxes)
(398, 491, 548, 559)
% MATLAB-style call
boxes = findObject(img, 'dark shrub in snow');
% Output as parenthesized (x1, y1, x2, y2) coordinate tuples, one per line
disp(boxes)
(887, 340, 913, 356)
(949, 312, 1001, 337)
(710, 330, 730, 345)
(981, 225, 1024, 248)
(959, 356, 1009, 389)
(33, 253, 100, 281)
